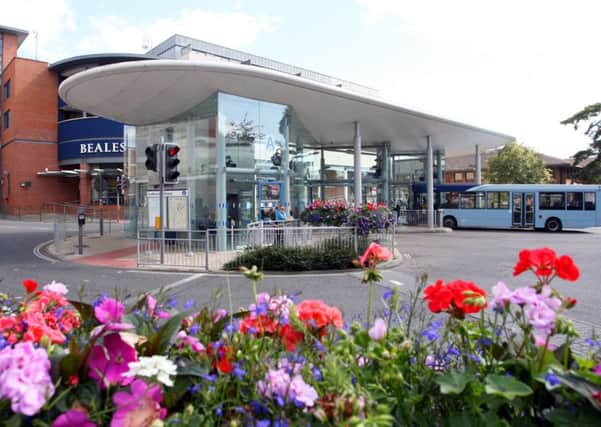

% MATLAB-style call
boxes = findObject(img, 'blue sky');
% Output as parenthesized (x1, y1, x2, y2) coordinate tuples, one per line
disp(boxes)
(4, 0, 600, 158)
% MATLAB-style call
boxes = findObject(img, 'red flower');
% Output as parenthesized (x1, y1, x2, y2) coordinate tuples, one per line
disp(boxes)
(423, 279, 487, 315)
(208, 344, 235, 374)
(278, 300, 343, 351)
(555, 255, 579, 281)
(513, 248, 557, 278)
(22, 279, 38, 293)
(279, 324, 304, 352)
(565, 297, 577, 309)
(423, 280, 453, 313)
(358, 242, 392, 267)
(448, 280, 488, 314)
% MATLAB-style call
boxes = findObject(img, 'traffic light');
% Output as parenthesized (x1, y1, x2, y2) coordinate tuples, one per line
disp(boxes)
(145, 144, 158, 172)
(163, 143, 180, 184)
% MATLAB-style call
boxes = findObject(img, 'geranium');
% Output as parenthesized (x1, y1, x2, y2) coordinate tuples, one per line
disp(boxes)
(43, 280, 68, 295)
(125, 355, 177, 387)
(358, 242, 392, 267)
(423, 280, 487, 316)
(369, 318, 387, 340)
(0, 342, 54, 416)
(22, 278, 38, 293)
(208, 343, 235, 374)
(111, 379, 165, 427)
(88, 333, 138, 388)
(257, 367, 318, 408)
(513, 247, 580, 283)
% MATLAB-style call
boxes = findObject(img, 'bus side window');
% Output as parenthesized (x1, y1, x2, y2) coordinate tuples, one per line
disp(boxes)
(567, 192, 583, 210)
(585, 192, 596, 210)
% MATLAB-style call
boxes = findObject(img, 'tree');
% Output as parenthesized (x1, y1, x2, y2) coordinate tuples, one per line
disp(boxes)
(486, 143, 552, 183)
(561, 103, 601, 183)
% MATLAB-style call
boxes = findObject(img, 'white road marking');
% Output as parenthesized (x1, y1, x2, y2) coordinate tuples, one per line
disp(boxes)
(33, 240, 57, 263)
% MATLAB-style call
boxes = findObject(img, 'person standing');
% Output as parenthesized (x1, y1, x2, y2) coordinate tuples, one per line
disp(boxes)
(275, 204, 287, 246)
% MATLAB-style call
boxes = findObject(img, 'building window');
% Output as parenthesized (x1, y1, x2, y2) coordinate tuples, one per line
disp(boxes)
(3, 80, 10, 100)
(454, 172, 464, 182)
(466, 171, 475, 181)
(3, 110, 10, 130)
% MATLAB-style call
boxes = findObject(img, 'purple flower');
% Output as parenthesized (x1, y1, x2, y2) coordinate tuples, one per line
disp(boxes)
(87, 333, 137, 389)
(527, 300, 557, 337)
(510, 286, 538, 306)
(368, 318, 387, 341)
(0, 342, 55, 416)
(491, 281, 513, 309)
(111, 379, 165, 427)
(94, 298, 133, 331)
(257, 367, 318, 408)
(52, 409, 97, 427)
(545, 372, 561, 387)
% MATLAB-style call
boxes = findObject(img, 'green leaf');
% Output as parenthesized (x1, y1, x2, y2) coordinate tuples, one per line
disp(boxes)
(552, 371, 601, 410)
(68, 300, 94, 322)
(147, 311, 192, 355)
(484, 374, 533, 400)
(435, 371, 471, 394)
(176, 357, 209, 377)
(545, 405, 601, 427)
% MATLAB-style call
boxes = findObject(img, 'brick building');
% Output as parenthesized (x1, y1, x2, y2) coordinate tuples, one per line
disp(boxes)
(0, 25, 151, 216)
(444, 148, 579, 184)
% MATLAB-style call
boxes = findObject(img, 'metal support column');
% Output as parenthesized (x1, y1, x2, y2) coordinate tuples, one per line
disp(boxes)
(426, 136, 434, 229)
(382, 143, 390, 206)
(320, 148, 326, 201)
(216, 110, 227, 251)
(353, 121, 362, 206)
(282, 115, 290, 210)
(475, 144, 482, 185)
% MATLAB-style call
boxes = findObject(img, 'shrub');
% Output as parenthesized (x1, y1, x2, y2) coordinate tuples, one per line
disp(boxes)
(223, 237, 370, 271)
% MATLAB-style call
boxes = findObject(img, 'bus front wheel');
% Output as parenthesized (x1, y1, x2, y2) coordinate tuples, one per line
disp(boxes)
(443, 216, 457, 229)
(545, 217, 562, 232)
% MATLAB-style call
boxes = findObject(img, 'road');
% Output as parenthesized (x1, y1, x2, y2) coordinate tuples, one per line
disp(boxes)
(1, 219, 600, 340)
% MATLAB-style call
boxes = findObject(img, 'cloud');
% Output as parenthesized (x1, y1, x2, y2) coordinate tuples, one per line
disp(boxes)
(1, 0, 76, 61)
(355, 0, 601, 157)
(78, 8, 279, 54)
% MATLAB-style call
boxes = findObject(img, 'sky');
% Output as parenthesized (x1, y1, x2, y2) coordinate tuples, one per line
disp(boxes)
(3, 0, 599, 159)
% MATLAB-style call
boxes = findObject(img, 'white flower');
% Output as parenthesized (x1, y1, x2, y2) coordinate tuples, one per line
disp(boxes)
(43, 281, 68, 295)
(125, 355, 177, 386)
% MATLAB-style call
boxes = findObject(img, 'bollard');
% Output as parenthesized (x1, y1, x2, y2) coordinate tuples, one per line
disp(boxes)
(77, 208, 86, 255)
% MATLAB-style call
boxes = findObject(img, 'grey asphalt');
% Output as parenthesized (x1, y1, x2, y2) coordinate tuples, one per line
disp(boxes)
(1, 219, 600, 341)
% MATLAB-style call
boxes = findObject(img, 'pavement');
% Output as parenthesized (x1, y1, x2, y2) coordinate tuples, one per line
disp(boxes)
(43, 225, 444, 271)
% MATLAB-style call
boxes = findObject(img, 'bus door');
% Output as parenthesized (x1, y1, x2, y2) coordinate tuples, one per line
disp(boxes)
(512, 192, 535, 227)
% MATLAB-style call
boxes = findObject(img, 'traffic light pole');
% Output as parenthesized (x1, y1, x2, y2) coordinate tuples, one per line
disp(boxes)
(159, 141, 165, 265)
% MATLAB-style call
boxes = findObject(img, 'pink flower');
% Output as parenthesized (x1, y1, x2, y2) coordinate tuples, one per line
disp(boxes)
(146, 295, 171, 319)
(368, 318, 387, 341)
(94, 299, 133, 331)
(359, 242, 392, 267)
(111, 379, 165, 427)
(52, 409, 97, 427)
(534, 335, 556, 350)
(491, 281, 513, 309)
(510, 286, 538, 306)
(0, 342, 54, 416)
(175, 331, 206, 353)
(527, 300, 557, 337)
(43, 280, 69, 295)
(593, 364, 601, 376)
(257, 368, 318, 408)
(87, 333, 137, 389)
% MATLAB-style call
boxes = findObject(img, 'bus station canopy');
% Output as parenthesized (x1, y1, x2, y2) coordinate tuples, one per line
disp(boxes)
(59, 60, 514, 156)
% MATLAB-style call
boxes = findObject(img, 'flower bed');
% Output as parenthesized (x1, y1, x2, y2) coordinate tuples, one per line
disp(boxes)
(0, 247, 600, 426)
(300, 200, 393, 235)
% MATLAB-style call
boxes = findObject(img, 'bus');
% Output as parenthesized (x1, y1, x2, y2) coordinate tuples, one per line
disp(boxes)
(410, 183, 475, 210)
(439, 184, 601, 232)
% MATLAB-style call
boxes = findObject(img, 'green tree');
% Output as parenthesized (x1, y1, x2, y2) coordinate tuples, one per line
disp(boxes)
(486, 143, 552, 183)
(561, 102, 601, 183)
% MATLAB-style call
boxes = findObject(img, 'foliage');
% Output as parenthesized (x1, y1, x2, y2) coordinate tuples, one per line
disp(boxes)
(223, 237, 370, 271)
(561, 102, 601, 183)
(300, 200, 393, 236)
(0, 246, 600, 426)
(486, 143, 552, 183)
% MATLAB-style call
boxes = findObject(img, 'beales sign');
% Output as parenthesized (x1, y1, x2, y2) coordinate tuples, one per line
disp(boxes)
(80, 142, 125, 154)
(58, 139, 125, 161)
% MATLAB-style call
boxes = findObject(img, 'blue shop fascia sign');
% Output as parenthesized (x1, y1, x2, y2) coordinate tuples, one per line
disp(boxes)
(59, 139, 125, 160)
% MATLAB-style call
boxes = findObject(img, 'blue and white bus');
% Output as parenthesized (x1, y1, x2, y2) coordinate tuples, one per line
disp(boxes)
(440, 184, 601, 232)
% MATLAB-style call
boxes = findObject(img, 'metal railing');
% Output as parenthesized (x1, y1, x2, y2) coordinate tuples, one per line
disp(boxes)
(396, 209, 444, 227)
(137, 225, 395, 271)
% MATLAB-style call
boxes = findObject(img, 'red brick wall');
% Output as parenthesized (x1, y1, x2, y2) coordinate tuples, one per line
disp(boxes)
(1, 33, 18, 70)
(0, 57, 79, 214)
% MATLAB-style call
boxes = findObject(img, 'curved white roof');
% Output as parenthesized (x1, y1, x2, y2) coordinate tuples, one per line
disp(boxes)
(59, 60, 514, 156)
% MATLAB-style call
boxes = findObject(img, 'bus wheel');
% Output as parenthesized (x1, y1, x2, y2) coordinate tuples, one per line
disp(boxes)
(545, 217, 562, 232)
(443, 216, 457, 229)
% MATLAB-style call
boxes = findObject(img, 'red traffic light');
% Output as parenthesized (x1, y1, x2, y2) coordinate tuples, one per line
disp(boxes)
(167, 146, 180, 157)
